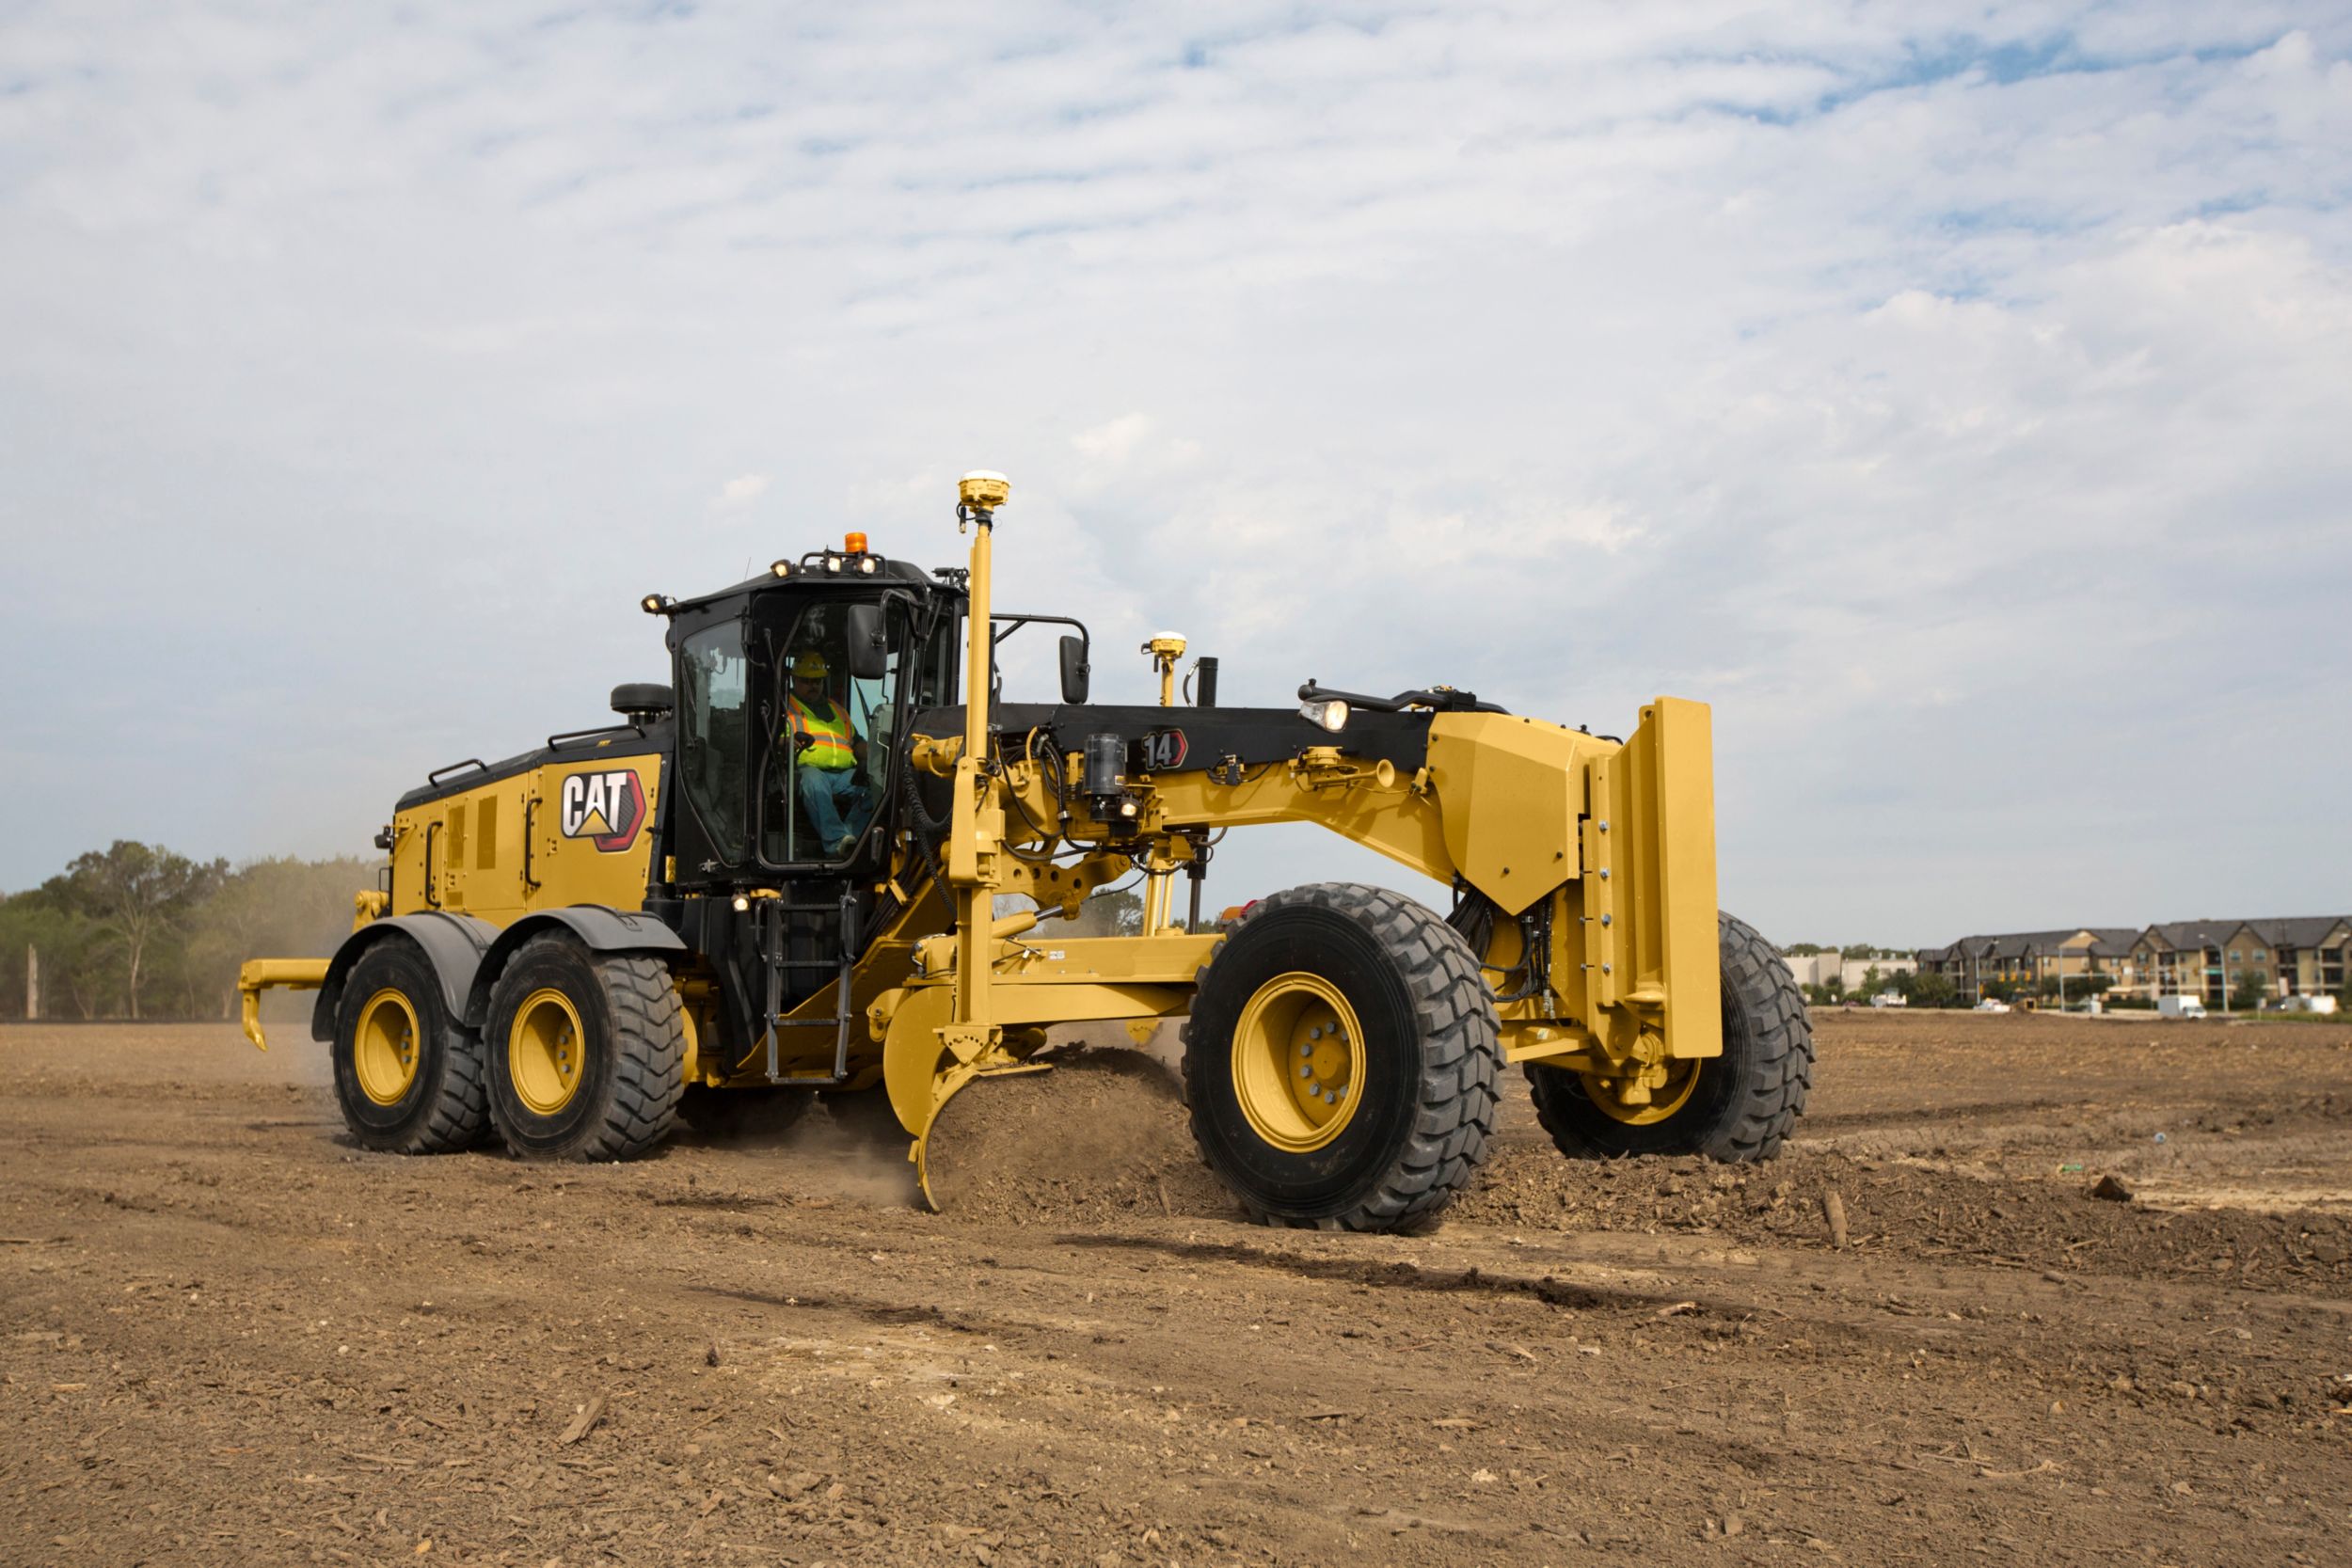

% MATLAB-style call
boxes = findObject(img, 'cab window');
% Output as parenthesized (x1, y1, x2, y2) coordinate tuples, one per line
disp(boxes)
(762, 600, 914, 864)
(677, 622, 750, 863)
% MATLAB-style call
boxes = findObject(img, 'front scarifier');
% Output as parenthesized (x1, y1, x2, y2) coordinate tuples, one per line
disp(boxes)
(238, 467, 1809, 1232)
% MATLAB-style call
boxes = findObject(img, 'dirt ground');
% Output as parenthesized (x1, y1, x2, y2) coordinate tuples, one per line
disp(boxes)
(5, 1008, 2350, 1567)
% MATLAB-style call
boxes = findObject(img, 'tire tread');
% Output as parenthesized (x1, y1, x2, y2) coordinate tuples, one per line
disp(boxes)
(1525, 910, 1812, 1164)
(1184, 882, 1502, 1232)
(333, 939, 489, 1155)
(485, 936, 685, 1161)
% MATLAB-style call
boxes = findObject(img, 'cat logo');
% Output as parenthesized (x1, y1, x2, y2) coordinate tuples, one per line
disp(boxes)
(559, 768, 649, 853)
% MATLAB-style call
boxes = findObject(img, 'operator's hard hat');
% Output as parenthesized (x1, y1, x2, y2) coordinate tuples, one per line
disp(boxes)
(791, 652, 831, 678)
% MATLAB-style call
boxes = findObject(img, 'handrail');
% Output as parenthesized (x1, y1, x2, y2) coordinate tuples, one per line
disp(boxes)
(547, 722, 638, 750)
(1295, 680, 1508, 715)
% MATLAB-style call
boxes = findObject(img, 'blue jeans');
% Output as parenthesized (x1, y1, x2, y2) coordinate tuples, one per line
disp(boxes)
(798, 765, 874, 852)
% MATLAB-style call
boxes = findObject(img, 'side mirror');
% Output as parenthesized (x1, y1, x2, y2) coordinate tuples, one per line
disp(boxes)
(1058, 635, 1091, 705)
(844, 604, 888, 681)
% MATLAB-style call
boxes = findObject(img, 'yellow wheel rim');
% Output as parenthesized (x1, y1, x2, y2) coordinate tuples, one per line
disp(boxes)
(509, 989, 587, 1117)
(354, 989, 421, 1107)
(1231, 972, 1365, 1153)
(1582, 1056, 1701, 1126)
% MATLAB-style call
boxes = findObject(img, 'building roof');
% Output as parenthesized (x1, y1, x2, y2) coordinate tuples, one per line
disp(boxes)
(2143, 916, 2351, 952)
(1922, 927, 2145, 961)
(2258, 916, 2352, 949)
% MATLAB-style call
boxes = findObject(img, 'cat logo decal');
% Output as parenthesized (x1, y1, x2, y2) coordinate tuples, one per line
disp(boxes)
(559, 769, 649, 853)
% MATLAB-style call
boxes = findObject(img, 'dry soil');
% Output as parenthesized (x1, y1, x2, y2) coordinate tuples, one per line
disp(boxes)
(4, 1009, 2350, 1567)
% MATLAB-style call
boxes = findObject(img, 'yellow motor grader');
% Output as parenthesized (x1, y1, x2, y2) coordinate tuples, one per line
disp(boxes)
(241, 472, 1809, 1231)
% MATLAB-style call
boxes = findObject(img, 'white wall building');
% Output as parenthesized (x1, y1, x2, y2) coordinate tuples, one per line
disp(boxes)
(1784, 952, 1918, 992)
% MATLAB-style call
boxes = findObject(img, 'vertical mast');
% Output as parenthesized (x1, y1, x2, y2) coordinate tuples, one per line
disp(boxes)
(948, 471, 1011, 1047)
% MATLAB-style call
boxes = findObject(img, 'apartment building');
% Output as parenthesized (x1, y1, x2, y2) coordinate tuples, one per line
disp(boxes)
(1784, 951, 1919, 992)
(2134, 917, 2352, 1004)
(1915, 927, 2142, 998)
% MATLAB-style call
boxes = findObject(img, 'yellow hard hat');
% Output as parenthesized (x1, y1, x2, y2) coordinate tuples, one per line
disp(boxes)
(791, 652, 831, 678)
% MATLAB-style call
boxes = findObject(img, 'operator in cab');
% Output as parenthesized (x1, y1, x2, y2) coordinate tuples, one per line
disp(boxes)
(783, 651, 875, 855)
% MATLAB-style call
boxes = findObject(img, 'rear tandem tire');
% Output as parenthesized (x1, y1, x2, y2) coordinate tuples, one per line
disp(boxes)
(1524, 910, 1811, 1162)
(329, 938, 488, 1154)
(483, 935, 686, 1161)
(1183, 882, 1502, 1232)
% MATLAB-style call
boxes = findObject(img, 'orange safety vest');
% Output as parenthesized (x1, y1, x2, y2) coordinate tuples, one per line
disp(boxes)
(786, 694, 857, 770)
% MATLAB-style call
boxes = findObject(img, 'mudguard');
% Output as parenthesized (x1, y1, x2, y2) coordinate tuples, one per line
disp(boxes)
(461, 905, 686, 1026)
(310, 911, 500, 1042)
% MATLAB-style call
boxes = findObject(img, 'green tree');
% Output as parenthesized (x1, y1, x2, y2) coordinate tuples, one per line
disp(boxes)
(1908, 972, 1958, 1009)
(53, 841, 227, 1020)
(1840, 942, 1876, 959)
(0, 888, 113, 1019)
(1782, 942, 1827, 957)
(2230, 967, 2268, 1012)
(1096, 887, 1146, 938)
(1030, 885, 1147, 940)
(185, 856, 376, 1019)
(8, 851, 376, 1021)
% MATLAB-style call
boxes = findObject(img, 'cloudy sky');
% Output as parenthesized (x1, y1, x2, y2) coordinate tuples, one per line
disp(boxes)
(3, 2, 2347, 944)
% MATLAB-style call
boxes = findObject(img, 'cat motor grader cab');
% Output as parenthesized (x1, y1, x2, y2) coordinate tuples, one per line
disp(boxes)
(239, 472, 1810, 1231)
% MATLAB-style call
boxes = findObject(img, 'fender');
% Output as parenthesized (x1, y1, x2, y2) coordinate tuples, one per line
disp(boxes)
(310, 911, 501, 1042)
(462, 905, 687, 1027)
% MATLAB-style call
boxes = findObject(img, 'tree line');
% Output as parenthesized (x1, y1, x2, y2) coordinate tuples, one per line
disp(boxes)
(1800, 965, 1962, 1008)
(0, 842, 375, 1022)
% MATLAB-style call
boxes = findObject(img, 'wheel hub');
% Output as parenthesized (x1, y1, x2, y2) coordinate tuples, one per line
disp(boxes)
(510, 989, 587, 1116)
(1582, 1055, 1700, 1125)
(1232, 972, 1365, 1152)
(354, 989, 421, 1107)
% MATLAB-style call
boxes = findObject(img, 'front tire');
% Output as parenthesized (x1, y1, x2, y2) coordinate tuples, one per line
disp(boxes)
(329, 938, 487, 1154)
(1525, 910, 1811, 1161)
(1184, 883, 1501, 1231)
(484, 936, 686, 1160)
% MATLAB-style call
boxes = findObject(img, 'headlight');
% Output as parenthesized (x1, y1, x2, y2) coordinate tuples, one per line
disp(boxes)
(858, 557, 878, 575)
(1299, 699, 1349, 733)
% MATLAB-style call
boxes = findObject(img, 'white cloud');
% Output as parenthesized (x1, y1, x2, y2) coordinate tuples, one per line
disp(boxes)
(1, 2, 2348, 942)
(1071, 414, 1153, 465)
(710, 473, 771, 512)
